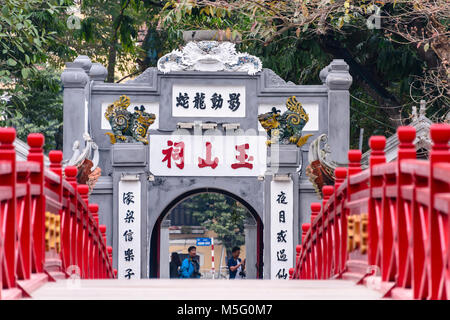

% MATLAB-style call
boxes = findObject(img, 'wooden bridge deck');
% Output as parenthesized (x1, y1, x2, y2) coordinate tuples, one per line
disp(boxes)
(28, 279, 383, 300)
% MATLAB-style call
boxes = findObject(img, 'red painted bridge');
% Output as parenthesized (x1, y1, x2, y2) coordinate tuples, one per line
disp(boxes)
(1, 125, 449, 300)
(0, 128, 114, 300)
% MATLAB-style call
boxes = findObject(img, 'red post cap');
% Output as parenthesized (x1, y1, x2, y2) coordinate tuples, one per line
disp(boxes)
(430, 124, 450, 148)
(78, 184, 89, 195)
(65, 166, 78, 178)
(335, 167, 347, 180)
(107, 246, 113, 255)
(0, 127, 16, 144)
(369, 136, 386, 151)
(397, 126, 416, 144)
(289, 268, 294, 276)
(348, 150, 362, 163)
(89, 203, 99, 214)
(49, 150, 63, 164)
(322, 185, 334, 198)
(310, 203, 321, 213)
(99, 225, 107, 234)
(27, 133, 44, 148)
(296, 244, 302, 254)
(302, 223, 311, 232)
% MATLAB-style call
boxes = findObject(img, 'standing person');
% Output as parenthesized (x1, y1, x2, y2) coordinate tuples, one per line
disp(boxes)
(179, 246, 201, 279)
(169, 252, 181, 279)
(227, 247, 246, 280)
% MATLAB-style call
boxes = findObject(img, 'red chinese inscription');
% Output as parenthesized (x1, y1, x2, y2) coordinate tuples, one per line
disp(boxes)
(231, 143, 254, 169)
(162, 140, 185, 169)
(198, 142, 219, 169)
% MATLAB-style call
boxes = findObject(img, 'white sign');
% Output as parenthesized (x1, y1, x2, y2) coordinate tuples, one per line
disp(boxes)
(172, 84, 246, 118)
(270, 179, 293, 280)
(258, 104, 319, 132)
(118, 179, 141, 280)
(149, 135, 267, 177)
(101, 102, 159, 130)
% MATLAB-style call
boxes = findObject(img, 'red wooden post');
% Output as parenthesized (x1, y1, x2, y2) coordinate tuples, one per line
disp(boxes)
(107, 245, 113, 278)
(289, 268, 294, 280)
(77, 184, 89, 279)
(301, 223, 310, 279)
(348, 150, 362, 176)
(295, 244, 302, 279)
(89, 204, 99, 279)
(16, 152, 32, 282)
(27, 134, 46, 276)
(428, 124, 450, 299)
(64, 166, 78, 270)
(321, 186, 334, 279)
(334, 167, 347, 276)
(334, 167, 347, 275)
(48, 151, 66, 270)
(310, 203, 321, 279)
(368, 136, 386, 267)
(107, 246, 113, 269)
(99, 225, 107, 278)
(395, 127, 416, 289)
(334, 167, 347, 191)
(0, 128, 17, 289)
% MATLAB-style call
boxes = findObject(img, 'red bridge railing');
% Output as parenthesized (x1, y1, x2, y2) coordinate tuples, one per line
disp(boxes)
(291, 124, 450, 300)
(0, 128, 115, 300)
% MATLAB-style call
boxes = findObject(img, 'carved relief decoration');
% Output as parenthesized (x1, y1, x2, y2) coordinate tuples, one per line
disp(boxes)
(157, 41, 262, 75)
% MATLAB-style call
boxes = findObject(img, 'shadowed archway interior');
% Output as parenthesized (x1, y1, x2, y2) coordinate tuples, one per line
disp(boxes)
(149, 187, 264, 279)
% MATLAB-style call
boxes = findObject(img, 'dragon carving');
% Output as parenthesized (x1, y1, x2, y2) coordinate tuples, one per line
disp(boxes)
(104, 95, 156, 145)
(258, 96, 313, 147)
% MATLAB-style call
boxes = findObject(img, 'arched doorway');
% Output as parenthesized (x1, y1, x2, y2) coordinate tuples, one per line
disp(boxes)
(149, 188, 264, 279)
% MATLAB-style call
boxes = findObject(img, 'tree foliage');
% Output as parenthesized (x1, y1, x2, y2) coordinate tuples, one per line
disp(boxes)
(182, 193, 252, 254)
(158, 0, 449, 149)
(0, 0, 74, 150)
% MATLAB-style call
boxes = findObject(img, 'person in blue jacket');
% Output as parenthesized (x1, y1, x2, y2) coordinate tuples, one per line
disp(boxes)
(179, 246, 201, 278)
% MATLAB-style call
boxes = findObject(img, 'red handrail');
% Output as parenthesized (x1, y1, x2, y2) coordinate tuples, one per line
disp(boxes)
(291, 124, 450, 300)
(0, 128, 115, 300)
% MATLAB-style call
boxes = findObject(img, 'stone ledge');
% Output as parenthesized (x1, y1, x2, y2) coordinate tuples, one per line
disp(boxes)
(112, 143, 147, 166)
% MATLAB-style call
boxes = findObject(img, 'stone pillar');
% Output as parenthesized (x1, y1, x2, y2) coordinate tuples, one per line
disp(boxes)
(323, 59, 352, 164)
(160, 219, 171, 279)
(244, 217, 257, 279)
(89, 63, 108, 83)
(61, 61, 89, 159)
(264, 144, 301, 279)
(111, 143, 149, 277)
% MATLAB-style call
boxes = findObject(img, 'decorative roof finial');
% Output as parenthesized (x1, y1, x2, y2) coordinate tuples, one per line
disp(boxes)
(419, 100, 426, 117)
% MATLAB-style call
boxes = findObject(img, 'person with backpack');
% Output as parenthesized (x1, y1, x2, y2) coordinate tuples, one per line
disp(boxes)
(179, 246, 201, 279)
(227, 246, 246, 280)
(169, 252, 181, 278)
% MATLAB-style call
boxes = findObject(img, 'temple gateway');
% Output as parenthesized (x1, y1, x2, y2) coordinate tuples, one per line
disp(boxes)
(61, 39, 352, 279)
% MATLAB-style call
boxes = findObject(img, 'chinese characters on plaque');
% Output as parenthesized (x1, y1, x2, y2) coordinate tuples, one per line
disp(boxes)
(150, 135, 267, 177)
(270, 180, 293, 280)
(118, 179, 141, 280)
(172, 85, 246, 118)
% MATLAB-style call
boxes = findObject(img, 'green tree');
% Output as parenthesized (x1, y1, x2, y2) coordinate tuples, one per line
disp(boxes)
(73, 0, 167, 82)
(0, 0, 75, 150)
(158, 0, 449, 150)
(182, 193, 251, 255)
(0, 0, 74, 84)
(1, 67, 64, 151)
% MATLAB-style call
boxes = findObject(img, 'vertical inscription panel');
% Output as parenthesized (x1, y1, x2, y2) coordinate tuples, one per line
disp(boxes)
(270, 179, 293, 280)
(118, 179, 141, 279)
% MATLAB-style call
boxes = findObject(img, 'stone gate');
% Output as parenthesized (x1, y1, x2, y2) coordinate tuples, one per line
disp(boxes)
(61, 40, 352, 279)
